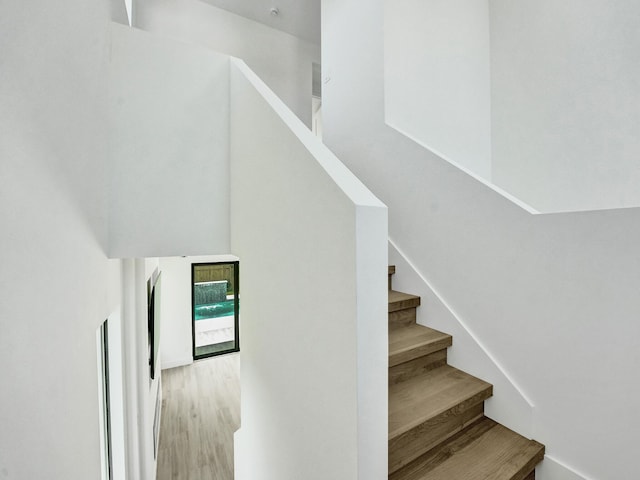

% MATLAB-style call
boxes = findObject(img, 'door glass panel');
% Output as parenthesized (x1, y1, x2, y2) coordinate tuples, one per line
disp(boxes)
(192, 262, 239, 358)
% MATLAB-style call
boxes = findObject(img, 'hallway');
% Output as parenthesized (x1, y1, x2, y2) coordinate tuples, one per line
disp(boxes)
(156, 354, 240, 480)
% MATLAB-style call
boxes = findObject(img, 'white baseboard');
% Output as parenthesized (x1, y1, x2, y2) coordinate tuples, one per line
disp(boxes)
(538, 455, 590, 480)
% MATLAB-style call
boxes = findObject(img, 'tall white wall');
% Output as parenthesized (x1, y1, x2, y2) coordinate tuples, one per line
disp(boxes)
(105, 312, 127, 480)
(490, 0, 640, 212)
(384, 0, 492, 180)
(322, 0, 640, 478)
(230, 59, 388, 480)
(158, 254, 238, 369)
(119, 257, 164, 480)
(140, 259, 161, 480)
(109, 24, 230, 258)
(135, 0, 320, 128)
(0, 1, 125, 478)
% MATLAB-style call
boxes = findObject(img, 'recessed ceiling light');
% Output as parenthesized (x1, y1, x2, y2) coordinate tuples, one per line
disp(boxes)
(270, 7, 279, 16)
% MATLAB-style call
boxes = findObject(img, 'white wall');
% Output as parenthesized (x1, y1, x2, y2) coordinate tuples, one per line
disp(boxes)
(106, 312, 127, 480)
(490, 0, 640, 212)
(322, 0, 640, 478)
(384, 0, 492, 180)
(141, 259, 161, 480)
(230, 59, 388, 480)
(120, 258, 163, 480)
(0, 0, 125, 478)
(135, 0, 320, 128)
(158, 254, 238, 370)
(109, 0, 130, 26)
(109, 24, 230, 258)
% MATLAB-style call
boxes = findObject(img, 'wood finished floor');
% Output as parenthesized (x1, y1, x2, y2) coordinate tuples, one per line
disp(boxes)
(156, 353, 240, 480)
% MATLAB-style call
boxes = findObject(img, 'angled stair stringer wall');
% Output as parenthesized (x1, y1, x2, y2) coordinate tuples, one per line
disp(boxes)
(388, 240, 534, 438)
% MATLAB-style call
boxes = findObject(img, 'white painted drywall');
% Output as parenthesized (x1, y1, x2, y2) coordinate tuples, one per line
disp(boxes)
(322, 0, 640, 478)
(1, 7, 214, 478)
(0, 1, 124, 478)
(121, 259, 142, 480)
(230, 59, 388, 480)
(384, 0, 492, 180)
(490, 0, 640, 212)
(158, 255, 238, 370)
(106, 312, 127, 480)
(108, 23, 230, 258)
(135, 0, 320, 128)
(110, 0, 130, 25)
(120, 258, 162, 480)
(141, 259, 161, 480)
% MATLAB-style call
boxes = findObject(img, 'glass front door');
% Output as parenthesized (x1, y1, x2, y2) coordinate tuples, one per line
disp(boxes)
(192, 261, 239, 359)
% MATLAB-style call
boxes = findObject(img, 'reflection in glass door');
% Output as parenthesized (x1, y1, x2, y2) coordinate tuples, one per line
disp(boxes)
(192, 261, 239, 359)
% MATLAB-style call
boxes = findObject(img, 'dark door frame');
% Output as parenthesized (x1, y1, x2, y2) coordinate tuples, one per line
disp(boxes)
(191, 261, 240, 360)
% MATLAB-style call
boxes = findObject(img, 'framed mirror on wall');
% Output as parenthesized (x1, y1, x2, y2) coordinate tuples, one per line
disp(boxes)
(191, 261, 240, 359)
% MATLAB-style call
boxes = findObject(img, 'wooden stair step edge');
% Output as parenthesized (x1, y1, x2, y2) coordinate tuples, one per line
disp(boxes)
(390, 417, 545, 480)
(388, 265, 396, 290)
(389, 324, 452, 385)
(389, 323, 452, 368)
(389, 365, 492, 438)
(388, 365, 493, 473)
(389, 349, 448, 386)
(389, 290, 421, 313)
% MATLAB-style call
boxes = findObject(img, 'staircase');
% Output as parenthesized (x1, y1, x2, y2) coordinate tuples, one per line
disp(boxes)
(388, 266, 545, 480)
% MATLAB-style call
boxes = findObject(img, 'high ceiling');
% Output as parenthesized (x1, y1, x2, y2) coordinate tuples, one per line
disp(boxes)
(199, 0, 320, 45)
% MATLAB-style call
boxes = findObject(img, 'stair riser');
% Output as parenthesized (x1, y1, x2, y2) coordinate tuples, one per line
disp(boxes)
(389, 350, 447, 385)
(389, 298, 420, 313)
(389, 337, 452, 368)
(389, 398, 488, 474)
(512, 451, 544, 480)
(389, 308, 417, 327)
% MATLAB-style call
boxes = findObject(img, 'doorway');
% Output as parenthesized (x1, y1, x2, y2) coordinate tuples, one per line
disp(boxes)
(192, 261, 239, 359)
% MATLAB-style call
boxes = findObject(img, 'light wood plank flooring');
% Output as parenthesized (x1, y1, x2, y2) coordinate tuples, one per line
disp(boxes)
(156, 353, 240, 480)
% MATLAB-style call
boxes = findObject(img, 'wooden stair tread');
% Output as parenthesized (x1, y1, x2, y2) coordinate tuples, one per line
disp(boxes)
(389, 365, 492, 439)
(389, 290, 421, 312)
(389, 265, 396, 275)
(390, 417, 545, 480)
(389, 324, 452, 367)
